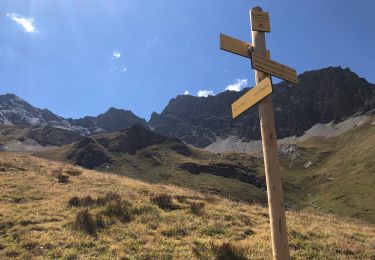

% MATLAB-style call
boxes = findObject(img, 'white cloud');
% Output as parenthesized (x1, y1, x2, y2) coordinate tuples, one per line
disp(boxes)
(197, 90, 214, 97)
(122, 66, 127, 72)
(225, 78, 248, 92)
(112, 50, 121, 59)
(184, 90, 190, 95)
(6, 12, 38, 33)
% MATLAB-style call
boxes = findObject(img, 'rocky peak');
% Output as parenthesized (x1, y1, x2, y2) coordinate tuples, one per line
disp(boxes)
(0, 93, 64, 126)
(149, 67, 375, 148)
(96, 107, 147, 132)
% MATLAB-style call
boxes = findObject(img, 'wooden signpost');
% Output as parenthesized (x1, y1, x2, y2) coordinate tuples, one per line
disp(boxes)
(220, 6, 299, 260)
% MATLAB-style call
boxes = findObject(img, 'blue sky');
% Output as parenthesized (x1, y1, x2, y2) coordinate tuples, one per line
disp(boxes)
(0, 0, 374, 120)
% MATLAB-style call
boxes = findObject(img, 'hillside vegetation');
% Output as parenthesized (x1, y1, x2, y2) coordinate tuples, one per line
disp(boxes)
(35, 124, 271, 204)
(0, 152, 374, 259)
(281, 116, 375, 223)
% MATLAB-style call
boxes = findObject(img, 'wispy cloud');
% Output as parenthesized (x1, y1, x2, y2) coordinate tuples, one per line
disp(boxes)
(197, 90, 214, 97)
(112, 50, 121, 59)
(122, 66, 127, 72)
(225, 79, 248, 92)
(184, 90, 190, 95)
(6, 12, 38, 33)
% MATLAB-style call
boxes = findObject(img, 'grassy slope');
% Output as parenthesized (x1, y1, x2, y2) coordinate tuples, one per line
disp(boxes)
(282, 117, 375, 223)
(36, 139, 271, 204)
(0, 152, 374, 259)
(36, 134, 310, 209)
(32, 116, 375, 224)
(108, 144, 268, 204)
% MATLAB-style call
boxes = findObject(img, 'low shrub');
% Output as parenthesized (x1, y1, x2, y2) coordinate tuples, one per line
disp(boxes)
(151, 194, 179, 211)
(68, 196, 80, 207)
(132, 205, 157, 215)
(175, 195, 187, 203)
(104, 199, 133, 223)
(68, 195, 95, 207)
(68, 193, 121, 207)
(57, 173, 70, 184)
(70, 193, 138, 234)
(192, 241, 210, 259)
(201, 226, 226, 236)
(81, 195, 95, 206)
(74, 209, 97, 235)
(161, 226, 189, 237)
(65, 168, 82, 176)
(211, 242, 247, 260)
(96, 192, 122, 206)
(95, 213, 107, 229)
(51, 168, 63, 177)
(190, 201, 205, 215)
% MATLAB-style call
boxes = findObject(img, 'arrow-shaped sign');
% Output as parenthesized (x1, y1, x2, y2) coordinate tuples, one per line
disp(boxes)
(220, 33, 251, 58)
(231, 76, 273, 118)
(251, 53, 299, 84)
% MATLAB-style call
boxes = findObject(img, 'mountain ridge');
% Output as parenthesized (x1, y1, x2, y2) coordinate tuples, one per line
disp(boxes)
(1, 66, 374, 149)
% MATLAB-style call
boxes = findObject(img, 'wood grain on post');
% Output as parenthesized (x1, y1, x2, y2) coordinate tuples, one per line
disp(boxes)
(250, 7, 290, 260)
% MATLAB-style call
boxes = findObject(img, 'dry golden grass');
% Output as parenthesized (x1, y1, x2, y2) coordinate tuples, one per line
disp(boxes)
(0, 152, 374, 259)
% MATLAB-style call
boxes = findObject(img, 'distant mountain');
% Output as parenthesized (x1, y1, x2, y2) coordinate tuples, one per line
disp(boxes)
(0, 93, 73, 128)
(2, 66, 374, 149)
(68, 107, 148, 133)
(149, 67, 375, 148)
(0, 94, 148, 145)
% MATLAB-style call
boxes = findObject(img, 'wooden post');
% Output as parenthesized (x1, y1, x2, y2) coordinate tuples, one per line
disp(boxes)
(251, 7, 290, 260)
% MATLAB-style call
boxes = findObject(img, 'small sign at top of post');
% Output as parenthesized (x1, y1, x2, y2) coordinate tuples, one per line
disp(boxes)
(251, 9, 270, 32)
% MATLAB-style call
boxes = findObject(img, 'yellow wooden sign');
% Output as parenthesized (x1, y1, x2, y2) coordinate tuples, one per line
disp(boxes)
(220, 33, 251, 58)
(231, 77, 273, 118)
(251, 10, 270, 32)
(251, 53, 298, 84)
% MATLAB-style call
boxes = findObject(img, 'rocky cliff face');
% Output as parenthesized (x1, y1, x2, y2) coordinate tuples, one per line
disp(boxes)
(149, 67, 375, 147)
